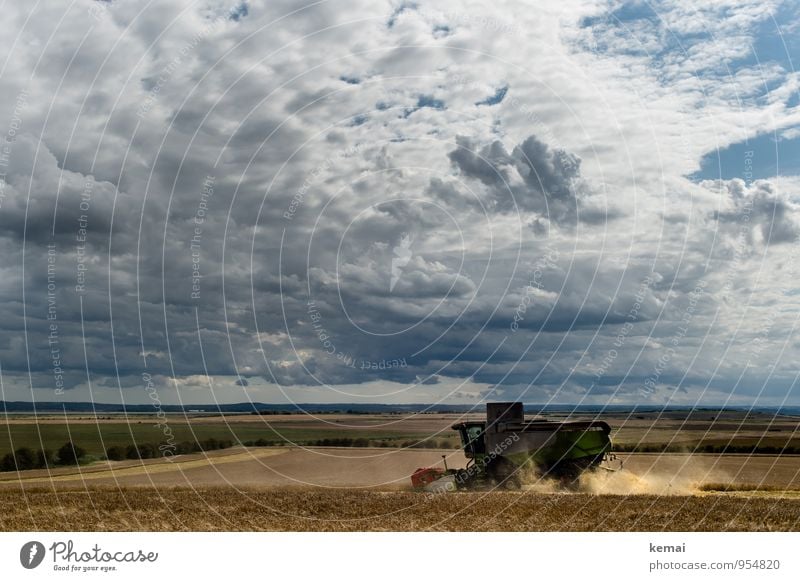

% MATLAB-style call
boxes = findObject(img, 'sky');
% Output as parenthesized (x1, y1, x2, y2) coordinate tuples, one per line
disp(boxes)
(0, 0, 799, 407)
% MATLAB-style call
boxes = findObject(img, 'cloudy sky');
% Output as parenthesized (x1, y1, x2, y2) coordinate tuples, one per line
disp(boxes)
(1, 0, 799, 406)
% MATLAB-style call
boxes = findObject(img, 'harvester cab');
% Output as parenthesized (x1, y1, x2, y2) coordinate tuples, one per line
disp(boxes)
(455, 423, 486, 457)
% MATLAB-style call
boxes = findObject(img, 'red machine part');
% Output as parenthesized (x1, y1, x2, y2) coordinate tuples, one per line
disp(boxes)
(411, 467, 445, 489)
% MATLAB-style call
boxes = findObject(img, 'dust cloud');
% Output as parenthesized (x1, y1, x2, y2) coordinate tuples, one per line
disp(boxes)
(515, 456, 733, 496)
(576, 456, 732, 495)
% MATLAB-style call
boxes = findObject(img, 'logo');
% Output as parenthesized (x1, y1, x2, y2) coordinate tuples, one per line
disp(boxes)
(390, 232, 413, 292)
(20, 541, 45, 569)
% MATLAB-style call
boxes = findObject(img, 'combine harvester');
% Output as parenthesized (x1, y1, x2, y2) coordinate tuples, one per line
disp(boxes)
(411, 402, 614, 491)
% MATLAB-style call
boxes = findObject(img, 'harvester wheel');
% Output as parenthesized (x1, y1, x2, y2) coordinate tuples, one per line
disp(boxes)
(555, 457, 596, 489)
(488, 457, 521, 490)
(454, 468, 473, 490)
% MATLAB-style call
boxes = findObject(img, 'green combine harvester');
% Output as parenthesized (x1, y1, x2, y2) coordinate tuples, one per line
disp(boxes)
(411, 402, 614, 490)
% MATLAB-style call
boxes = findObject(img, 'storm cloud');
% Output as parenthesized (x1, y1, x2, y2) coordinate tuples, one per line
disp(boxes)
(1, 0, 799, 407)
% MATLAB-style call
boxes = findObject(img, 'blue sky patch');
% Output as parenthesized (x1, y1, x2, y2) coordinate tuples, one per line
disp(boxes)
(403, 94, 446, 117)
(228, 2, 248, 21)
(349, 114, 369, 126)
(416, 94, 445, 109)
(476, 85, 508, 106)
(690, 131, 800, 182)
(387, 2, 417, 28)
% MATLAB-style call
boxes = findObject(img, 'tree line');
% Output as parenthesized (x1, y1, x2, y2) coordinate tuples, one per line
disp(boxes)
(0, 438, 237, 472)
(104, 438, 235, 460)
(0, 442, 86, 471)
(243, 437, 459, 448)
(1, 435, 462, 472)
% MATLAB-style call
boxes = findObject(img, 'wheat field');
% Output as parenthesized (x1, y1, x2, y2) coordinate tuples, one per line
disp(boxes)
(2, 487, 799, 531)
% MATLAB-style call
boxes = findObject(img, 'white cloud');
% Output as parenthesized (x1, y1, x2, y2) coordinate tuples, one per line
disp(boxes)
(1, 0, 799, 405)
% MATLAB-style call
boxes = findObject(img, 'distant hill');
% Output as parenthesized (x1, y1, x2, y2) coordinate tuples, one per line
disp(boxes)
(0, 401, 481, 414)
(1, 400, 798, 416)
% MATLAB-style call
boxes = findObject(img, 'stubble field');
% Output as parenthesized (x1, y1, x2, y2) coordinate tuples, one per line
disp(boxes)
(2, 487, 799, 531)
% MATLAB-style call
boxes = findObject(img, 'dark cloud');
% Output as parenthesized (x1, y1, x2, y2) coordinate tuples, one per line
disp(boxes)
(710, 179, 800, 245)
(0, 0, 798, 407)
(444, 134, 621, 226)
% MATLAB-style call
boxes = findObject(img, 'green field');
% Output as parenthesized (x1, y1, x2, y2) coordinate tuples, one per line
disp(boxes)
(0, 420, 434, 459)
(4, 408, 798, 465)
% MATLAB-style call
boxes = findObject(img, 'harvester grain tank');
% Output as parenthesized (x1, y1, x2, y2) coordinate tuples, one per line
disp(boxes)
(411, 402, 613, 490)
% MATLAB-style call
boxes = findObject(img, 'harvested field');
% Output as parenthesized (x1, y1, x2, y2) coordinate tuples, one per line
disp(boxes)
(1, 487, 799, 531)
(0, 447, 467, 489)
(0, 447, 799, 531)
(2, 448, 799, 491)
